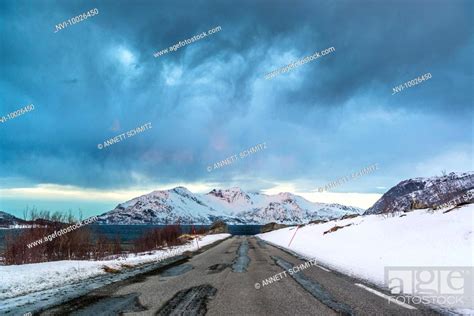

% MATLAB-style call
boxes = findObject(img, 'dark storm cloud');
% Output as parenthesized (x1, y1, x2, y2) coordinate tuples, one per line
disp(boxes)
(0, 0, 472, 191)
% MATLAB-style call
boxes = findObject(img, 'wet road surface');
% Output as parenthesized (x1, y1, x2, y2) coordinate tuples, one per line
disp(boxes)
(42, 236, 439, 316)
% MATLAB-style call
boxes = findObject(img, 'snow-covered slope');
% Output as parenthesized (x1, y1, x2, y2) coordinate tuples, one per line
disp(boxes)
(365, 172, 474, 215)
(258, 204, 474, 314)
(96, 187, 362, 225)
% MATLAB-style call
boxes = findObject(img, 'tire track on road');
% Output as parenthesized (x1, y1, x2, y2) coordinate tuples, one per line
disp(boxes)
(272, 255, 353, 315)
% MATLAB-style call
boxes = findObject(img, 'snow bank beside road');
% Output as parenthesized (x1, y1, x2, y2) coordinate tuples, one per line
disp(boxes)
(0, 233, 230, 300)
(258, 205, 473, 313)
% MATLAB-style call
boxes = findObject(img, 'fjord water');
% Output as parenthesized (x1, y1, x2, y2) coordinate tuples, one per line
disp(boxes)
(87, 224, 263, 241)
(0, 225, 263, 251)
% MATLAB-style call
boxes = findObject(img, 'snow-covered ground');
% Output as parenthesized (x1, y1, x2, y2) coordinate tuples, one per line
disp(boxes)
(0, 233, 230, 314)
(258, 205, 473, 314)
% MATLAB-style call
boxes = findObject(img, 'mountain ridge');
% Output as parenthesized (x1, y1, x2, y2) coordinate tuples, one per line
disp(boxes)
(96, 187, 363, 225)
(0, 211, 25, 227)
(364, 171, 474, 215)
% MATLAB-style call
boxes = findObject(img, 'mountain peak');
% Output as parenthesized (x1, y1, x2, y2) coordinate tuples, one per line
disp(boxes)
(206, 187, 250, 204)
(171, 186, 193, 196)
(276, 192, 295, 199)
(208, 187, 245, 194)
(227, 187, 245, 192)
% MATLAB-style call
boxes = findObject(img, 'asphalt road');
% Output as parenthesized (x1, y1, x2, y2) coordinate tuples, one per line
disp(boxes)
(42, 236, 440, 316)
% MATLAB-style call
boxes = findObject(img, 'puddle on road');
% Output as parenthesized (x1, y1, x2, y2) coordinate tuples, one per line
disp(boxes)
(207, 263, 231, 274)
(70, 293, 146, 316)
(160, 264, 193, 277)
(272, 256, 353, 316)
(155, 284, 217, 316)
(232, 239, 250, 273)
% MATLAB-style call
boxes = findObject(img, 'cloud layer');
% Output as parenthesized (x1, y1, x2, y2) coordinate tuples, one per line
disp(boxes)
(0, 0, 472, 208)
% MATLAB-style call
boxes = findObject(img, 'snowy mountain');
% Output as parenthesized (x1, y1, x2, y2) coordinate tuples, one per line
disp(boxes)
(365, 171, 474, 215)
(96, 187, 362, 225)
(0, 211, 25, 228)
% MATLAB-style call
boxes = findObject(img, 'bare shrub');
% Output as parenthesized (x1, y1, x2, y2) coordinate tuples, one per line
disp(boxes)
(3, 214, 121, 265)
(323, 223, 353, 235)
(132, 225, 183, 253)
(3, 213, 189, 265)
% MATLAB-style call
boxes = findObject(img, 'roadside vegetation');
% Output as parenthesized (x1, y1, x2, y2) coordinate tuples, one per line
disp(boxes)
(1, 209, 208, 265)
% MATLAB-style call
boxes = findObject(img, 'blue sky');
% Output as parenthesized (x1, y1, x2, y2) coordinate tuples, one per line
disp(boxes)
(0, 0, 472, 218)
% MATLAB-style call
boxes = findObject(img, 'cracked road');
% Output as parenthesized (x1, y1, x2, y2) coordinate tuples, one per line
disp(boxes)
(42, 236, 439, 316)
